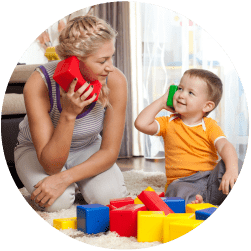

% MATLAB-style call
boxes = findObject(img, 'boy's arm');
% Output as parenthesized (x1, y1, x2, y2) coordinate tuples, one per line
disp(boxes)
(134, 90, 175, 135)
(215, 138, 239, 194)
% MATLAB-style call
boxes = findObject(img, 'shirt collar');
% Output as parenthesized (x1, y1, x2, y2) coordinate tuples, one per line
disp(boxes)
(170, 114, 207, 131)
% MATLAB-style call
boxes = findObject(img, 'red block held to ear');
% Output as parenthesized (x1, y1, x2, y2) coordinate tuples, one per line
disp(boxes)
(53, 56, 102, 102)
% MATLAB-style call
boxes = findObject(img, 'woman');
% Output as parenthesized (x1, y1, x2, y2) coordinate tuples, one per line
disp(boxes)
(14, 15, 128, 212)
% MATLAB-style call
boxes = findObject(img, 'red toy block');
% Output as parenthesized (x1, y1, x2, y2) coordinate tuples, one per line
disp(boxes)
(106, 204, 117, 211)
(53, 56, 102, 102)
(110, 204, 147, 237)
(110, 197, 134, 209)
(138, 191, 174, 215)
(157, 192, 165, 197)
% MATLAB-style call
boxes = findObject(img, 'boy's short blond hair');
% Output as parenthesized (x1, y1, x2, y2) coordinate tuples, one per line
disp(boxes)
(184, 69, 223, 115)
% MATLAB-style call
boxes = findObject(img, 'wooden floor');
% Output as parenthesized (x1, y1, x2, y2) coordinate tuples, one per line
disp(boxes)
(116, 156, 165, 173)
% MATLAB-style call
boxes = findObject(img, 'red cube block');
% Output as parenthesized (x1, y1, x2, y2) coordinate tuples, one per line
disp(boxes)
(110, 197, 134, 209)
(110, 204, 147, 237)
(53, 56, 102, 101)
(138, 191, 174, 215)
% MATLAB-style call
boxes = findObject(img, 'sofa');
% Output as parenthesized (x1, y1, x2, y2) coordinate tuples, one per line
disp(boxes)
(1, 63, 40, 188)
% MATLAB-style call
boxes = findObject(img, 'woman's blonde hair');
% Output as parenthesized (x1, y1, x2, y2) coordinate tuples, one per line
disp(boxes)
(55, 15, 117, 107)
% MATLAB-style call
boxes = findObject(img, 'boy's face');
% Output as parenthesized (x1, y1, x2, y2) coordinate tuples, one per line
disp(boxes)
(173, 74, 212, 118)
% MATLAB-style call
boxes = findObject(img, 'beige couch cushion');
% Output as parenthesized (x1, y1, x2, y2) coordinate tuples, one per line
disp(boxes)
(9, 64, 40, 83)
(2, 94, 26, 115)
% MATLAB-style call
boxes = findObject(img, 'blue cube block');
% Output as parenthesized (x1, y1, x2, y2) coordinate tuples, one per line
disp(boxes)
(161, 197, 185, 213)
(195, 207, 217, 220)
(77, 204, 109, 234)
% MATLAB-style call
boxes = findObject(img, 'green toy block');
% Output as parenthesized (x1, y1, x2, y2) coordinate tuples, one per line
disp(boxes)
(166, 85, 178, 108)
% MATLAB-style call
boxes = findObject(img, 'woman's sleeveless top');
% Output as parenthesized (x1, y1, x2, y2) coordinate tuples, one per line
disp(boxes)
(17, 60, 105, 151)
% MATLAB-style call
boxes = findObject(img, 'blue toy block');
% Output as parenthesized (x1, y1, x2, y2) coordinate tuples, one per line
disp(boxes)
(161, 197, 185, 213)
(77, 204, 109, 234)
(195, 207, 217, 220)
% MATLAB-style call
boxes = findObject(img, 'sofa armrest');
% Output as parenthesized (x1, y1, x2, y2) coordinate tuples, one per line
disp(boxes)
(2, 94, 26, 115)
(9, 64, 40, 84)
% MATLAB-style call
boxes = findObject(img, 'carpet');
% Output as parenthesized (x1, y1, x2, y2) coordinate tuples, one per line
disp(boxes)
(19, 170, 167, 249)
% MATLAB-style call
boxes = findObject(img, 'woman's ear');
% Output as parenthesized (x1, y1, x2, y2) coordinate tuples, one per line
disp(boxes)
(203, 101, 215, 113)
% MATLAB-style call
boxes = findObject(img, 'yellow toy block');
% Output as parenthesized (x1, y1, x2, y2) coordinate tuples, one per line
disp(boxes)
(44, 47, 60, 61)
(53, 217, 77, 230)
(145, 186, 155, 192)
(134, 187, 155, 204)
(134, 197, 143, 204)
(169, 219, 204, 242)
(137, 211, 165, 242)
(186, 203, 218, 213)
(163, 213, 195, 243)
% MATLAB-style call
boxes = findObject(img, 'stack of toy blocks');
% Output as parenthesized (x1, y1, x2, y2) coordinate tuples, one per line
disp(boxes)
(52, 187, 218, 243)
(136, 190, 217, 243)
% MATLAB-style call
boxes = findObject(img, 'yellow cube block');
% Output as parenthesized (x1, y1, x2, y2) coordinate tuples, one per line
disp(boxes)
(186, 203, 218, 213)
(163, 213, 195, 243)
(134, 187, 155, 204)
(169, 219, 204, 242)
(137, 211, 165, 242)
(53, 217, 77, 230)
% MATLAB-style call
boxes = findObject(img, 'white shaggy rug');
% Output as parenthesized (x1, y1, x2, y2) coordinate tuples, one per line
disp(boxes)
(19, 170, 167, 249)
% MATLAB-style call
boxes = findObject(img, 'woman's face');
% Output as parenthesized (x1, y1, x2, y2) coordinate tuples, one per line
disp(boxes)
(79, 40, 115, 85)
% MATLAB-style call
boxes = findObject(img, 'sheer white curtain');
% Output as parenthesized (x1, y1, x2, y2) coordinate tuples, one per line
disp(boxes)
(131, 3, 249, 161)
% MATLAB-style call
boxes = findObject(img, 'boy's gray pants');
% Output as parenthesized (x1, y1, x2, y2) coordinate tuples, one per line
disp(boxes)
(165, 159, 243, 205)
(14, 138, 128, 212)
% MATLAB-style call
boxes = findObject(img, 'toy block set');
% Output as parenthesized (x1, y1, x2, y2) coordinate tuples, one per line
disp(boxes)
(53, 187, 218, 243)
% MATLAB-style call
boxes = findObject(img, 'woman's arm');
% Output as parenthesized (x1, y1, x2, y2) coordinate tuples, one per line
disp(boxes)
(24, 71, 95, 175)
(64, 67, 128, 184)
(134, 88, 174, 135)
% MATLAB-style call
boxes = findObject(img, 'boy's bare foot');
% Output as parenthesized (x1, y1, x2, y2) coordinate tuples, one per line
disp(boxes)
(191, 194, 203, 204)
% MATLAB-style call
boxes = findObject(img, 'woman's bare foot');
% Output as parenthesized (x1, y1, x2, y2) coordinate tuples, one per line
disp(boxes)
(191, 194, 203, 204)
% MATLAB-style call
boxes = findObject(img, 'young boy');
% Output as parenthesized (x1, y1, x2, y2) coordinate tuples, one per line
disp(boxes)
(135, 69, 242, 205)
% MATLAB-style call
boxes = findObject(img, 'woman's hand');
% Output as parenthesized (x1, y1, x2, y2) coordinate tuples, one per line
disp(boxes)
(60, 78, 97, 119)
(30, 172, 71, 208)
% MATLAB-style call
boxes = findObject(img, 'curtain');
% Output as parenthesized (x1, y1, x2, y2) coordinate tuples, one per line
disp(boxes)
(134, 3, 248, 161)
(94, 2, 133, 158)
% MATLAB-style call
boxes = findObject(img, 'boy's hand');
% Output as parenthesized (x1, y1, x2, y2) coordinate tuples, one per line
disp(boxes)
(161, 88, 176, 113)
(219, 167, 238, 194)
